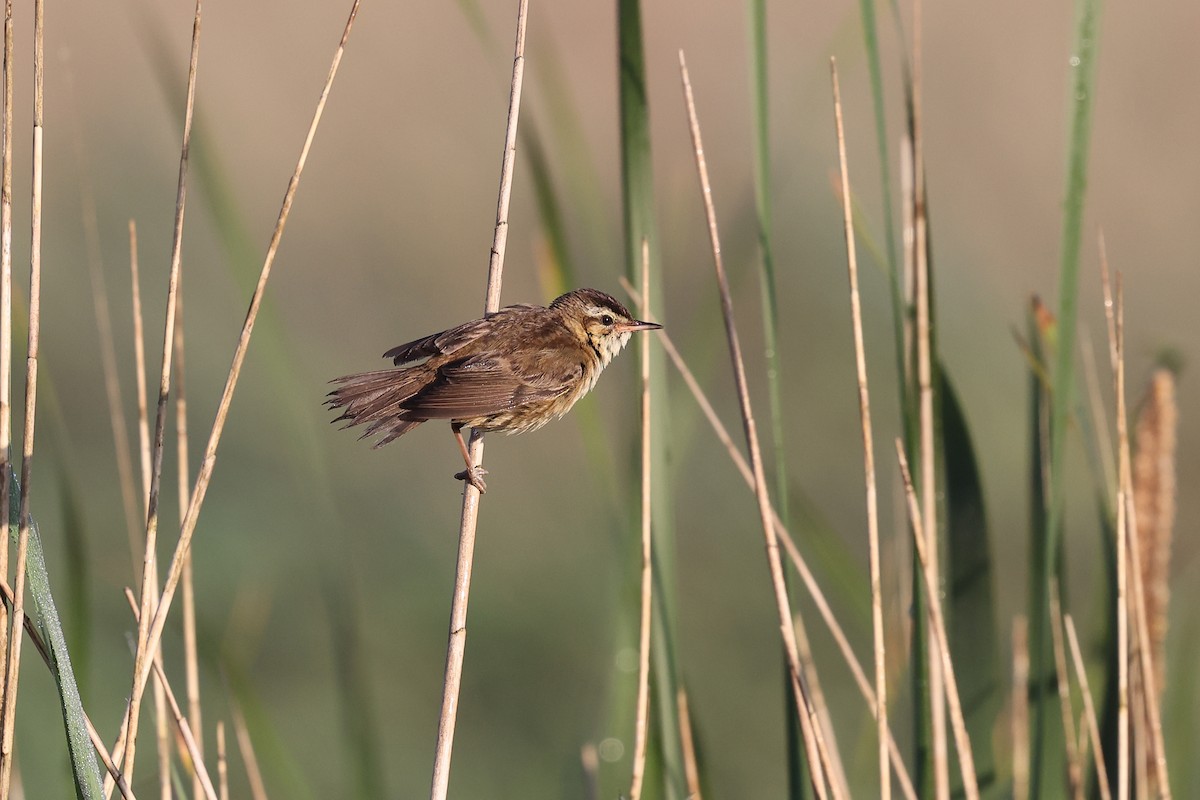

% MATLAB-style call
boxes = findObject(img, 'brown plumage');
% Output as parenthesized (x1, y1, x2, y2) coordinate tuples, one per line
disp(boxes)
(326, 288, 661, 492)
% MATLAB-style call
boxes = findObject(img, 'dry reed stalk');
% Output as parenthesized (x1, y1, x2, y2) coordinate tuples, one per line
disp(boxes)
(628, 239, 652, 800)
(128, 217, 173, 800)
(895, 441, 980, 800)
(429, 2, 525, 797)
(1049, 580, 1085, 800)
(907, 4, 947, 797)
(830, 58, 890, 800)
(679, 50, 839, 800)
(792, 611, 851, 799)
(1064, 614, 1113, 800)
(0, 1, 44, 791)
(580, 743, 599, 800)
(175, 273, 204, 800)
(1012, 617, 1030, 800)
(122, 589, 217, 800)
(217, 722, 228, 800)
(230, 699, 267, 800)
(1100, 267, 1129, 800)
(0, 0, 13, 730)
(676, 688, 703, 800)
(115, 0, 360, 762)
(619, 277, 917, 800)
(122, 3, 203, 786)
(1131, 369, 1175, 702)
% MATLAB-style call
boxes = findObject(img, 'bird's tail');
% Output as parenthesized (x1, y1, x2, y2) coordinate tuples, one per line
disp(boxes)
(326, 367, 430, 447)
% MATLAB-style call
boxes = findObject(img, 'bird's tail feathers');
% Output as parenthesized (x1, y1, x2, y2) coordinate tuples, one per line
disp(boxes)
(326, 367, 430, 446)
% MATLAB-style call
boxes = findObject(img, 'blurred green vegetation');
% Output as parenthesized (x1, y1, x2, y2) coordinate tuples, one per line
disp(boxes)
(0, 0, 1193, 796)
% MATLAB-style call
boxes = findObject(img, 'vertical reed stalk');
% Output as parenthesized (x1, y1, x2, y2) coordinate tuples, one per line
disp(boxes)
(679, 50, 840, 800)
(122, 3, 203, 786)
(1064, 614, 1112, 800)
(628, 239, 653, 800)
(0, 2, 43, 791)
(830, 58, 890, 800)
(0, 0, 13, 743)
(429, 2, 526, 797)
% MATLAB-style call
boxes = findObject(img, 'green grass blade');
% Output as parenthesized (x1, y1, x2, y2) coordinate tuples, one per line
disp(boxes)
(1034, 0, 1101, 793)
(618, 1, 685, 797)
(6, 470, 104, 799)
(941, 374, 1001, 796)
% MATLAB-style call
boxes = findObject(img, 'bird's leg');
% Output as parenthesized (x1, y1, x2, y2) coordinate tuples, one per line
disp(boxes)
(450, 422, 488, 493)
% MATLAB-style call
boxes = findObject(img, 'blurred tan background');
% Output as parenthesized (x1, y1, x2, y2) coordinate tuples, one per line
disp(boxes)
(4, 0, 1196, 795)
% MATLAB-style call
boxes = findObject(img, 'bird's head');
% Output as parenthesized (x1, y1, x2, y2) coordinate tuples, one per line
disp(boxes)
(552, 288, 662, 367)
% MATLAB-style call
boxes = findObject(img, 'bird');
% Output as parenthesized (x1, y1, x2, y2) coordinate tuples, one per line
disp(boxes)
(326, 287, 661, 493)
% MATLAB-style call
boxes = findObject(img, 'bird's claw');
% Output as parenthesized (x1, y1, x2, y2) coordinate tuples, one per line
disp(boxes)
(454, 466, 489, 494)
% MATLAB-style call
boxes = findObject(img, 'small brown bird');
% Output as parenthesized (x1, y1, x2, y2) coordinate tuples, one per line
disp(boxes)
(327, 288, 661, 492)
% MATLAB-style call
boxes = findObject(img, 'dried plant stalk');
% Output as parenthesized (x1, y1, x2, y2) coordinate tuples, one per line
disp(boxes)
(680, 50, 839, 800)
(1012, 617, 1030, 800)
(429, 2, 526, 797)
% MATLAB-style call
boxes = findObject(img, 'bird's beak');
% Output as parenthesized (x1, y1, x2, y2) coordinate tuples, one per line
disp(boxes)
(617, 319, 663, 333)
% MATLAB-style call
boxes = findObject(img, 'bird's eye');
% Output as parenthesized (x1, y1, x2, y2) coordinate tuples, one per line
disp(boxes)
(600, 314, 614, 327)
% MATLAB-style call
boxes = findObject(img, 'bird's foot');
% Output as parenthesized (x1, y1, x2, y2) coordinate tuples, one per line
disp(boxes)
(454, 466, 489, 494)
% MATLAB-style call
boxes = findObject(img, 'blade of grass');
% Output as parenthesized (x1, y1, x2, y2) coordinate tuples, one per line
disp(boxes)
(2, 471, 105, 798)
(0, 0, 45, 790)
(117, 2, 360, 778)
(830, 58, 890, 800)
(430, 2, 526, 796)
(941, 375, 1002, 796)
(681, 50, 842, 800)
(1034, 0, 1101, 792)
(619, 3, 684, 798)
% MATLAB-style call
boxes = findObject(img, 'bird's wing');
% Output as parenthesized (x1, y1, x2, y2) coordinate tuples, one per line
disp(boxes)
(382, 304, 540, 365)
(399, 355, 579, 420)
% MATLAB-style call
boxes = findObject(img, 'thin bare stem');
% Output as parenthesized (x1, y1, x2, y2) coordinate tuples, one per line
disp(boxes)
(429, 3, 525, 798)
(117, 0, 361, 772)
(680, 50, 839, 800)
(122, 3, 203, 786)
(1065, 614, 1113, 800)
(1103, 270, 1129, 800)
(831, 58, 890, 800)
(910, 3, 946, 795)
(175, 276, 203, 800)
(230, 699, 267, 800)
(0, 1, 45, 790)
(1104, 248, 1171, 800)
(1012, 617, 1030, 800)
(895, 440, 980, 800)
(0, 0, 13, 730)
(677, 688, 703, 800)
(216, 722, 228, 800)
(123, 589, 217, 800)
(129, 218, 173, 800)
(619, 276, 917, 800)
(1049, 580, 1084, 800)
(628, 238, 652, 800)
